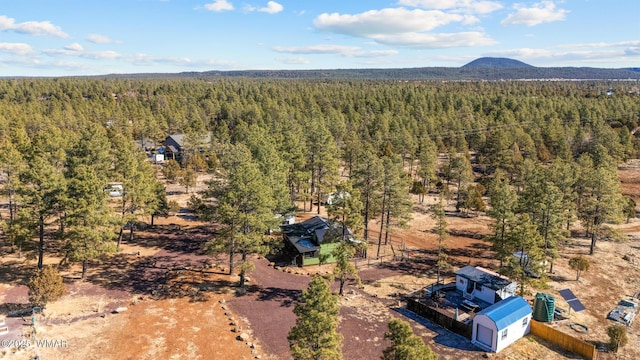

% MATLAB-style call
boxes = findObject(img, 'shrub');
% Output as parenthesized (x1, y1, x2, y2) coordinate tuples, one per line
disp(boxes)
(607, 324, 628, 353)
(28, 266, 66, 307)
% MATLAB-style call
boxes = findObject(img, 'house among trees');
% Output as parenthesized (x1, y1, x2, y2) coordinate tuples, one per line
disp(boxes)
(471, 296, 532, 352)
(455, 266, 517, 305)
(163, 133, 211, 161)
(281, 216, 354, 266)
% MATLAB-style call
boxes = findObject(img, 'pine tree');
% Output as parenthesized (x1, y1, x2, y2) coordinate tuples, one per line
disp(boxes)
(179, 167, 197, 194)
(112, 133, 161, 248)
(327, 181, 364, 241)
(306, 120, 340, 214)
(378, 156, 412, 253)
(352, 148, 384, 244)
(162, 159, 182, 183)
(206, 144, 277, 290)
(519, 160, 567, 272)
(62, 124, 116, 279)
(431, 196, 450, 287)
(19, 153, 66, 270)
(575, 147, 624, 254)
(509, 214, 544, 294)
(288, 275, 343, 360)
(382, 318, 436, 360)
(444, 152, 473, 210)
(0, 138, 26, 224)
(63, 164, 116, 280)
(332, 241, 362, 296)
(416, 136, 437, 203)
(487, 170, 517, 268)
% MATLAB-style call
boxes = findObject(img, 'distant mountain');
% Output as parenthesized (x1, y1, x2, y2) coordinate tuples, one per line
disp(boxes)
(462, 57, 534, 69)
(90, 57, 640, 81)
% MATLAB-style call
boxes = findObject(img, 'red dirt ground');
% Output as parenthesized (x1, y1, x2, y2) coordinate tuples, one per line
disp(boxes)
(2, 161, 640, 360)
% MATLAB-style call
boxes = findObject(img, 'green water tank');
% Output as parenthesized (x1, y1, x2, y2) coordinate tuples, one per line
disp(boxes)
(533, 293, 555, 322)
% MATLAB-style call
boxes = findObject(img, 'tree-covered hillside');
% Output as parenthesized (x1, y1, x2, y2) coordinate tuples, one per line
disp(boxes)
(0, 77, 638, 276)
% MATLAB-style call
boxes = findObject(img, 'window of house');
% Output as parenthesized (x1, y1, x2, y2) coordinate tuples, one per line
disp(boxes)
(522, 317, 529, 327)
(501, 329, 508, 340)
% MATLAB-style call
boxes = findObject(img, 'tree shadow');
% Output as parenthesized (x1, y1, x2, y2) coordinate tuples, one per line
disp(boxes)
(392, 307, 478, 352)
(253, 286, 301, 308)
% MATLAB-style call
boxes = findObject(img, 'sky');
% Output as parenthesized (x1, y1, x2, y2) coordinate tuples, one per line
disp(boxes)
(0, 0, 638, 77)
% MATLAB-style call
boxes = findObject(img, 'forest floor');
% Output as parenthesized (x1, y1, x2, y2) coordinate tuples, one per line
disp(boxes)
(1, 161, 639, 360)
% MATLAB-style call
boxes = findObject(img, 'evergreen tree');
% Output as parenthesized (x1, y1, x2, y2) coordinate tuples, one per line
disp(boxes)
(63, 164, 116, 280)
(306, 120, 340, 214)
(327, 181, 364, 240)
(332, 241, 362, 296)
(487, 170, 517, 268)
(112, 133, 161, 248)
(352, 148, 384, 244)
(509, 214, 544, 294)
(162, 159, 182, 183)
(288, 275, 343, 360)
(378, 156, 412, 255)
(431, 196, 450, 288)
(206, 144, 277, 290)
(575, 147, 624, 254)
(382, 318, 436, 360)
(0, 138, 26, 223)
(416, 136, 437, 202)
(179, 167, 197, 194)
(19, 153, 66, 270)
(444, 153, 473, 210)
(518, 160, 567, 272)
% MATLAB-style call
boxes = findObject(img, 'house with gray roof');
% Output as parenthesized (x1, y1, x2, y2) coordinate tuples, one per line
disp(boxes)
(163, 133, 211, 161)
(281, 216, 354, 266)
(455, 265, 517, 305)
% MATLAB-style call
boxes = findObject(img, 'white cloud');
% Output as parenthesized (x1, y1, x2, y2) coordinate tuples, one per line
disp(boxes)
(272, 44, 361, 54)
(65, 43, 84, 52)
(84, 51, 122, 60)
(0, 42, 34, 55)
(487, 41, 640, 66)
(272, 44, 398, 58)
(313, 8, 493, 49)
(277, 56, 311, 65)
(259, 1, 283, 14)
(625, 48, 640, 56)
(245, 1, 283, 14)
(373, 31, 497, 48)
(314, 8, 471, 36)
(87, 34, 119, 44)
(349, 49, 399, 58)
(204, 0, 234, 12)
(44, 45, 121, 60)
(397, 0, 503, 14)
(501, 1, 568, 26)
(0, 15, 69, 38)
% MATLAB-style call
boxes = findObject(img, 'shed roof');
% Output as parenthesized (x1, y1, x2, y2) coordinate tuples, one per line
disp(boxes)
(476, 296, 531, 331)
(455, 265, 514, 291)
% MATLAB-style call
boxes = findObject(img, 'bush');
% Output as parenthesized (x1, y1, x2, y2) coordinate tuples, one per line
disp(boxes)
(607, 324, 628, 353)
(28, 266, 66, 307)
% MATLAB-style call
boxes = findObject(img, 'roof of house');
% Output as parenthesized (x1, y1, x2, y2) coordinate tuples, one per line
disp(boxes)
(475, 296, 532, 331)
(282, 216, 329, 236)
(455, 265, 514, 291)
(164, 133, 212, 151)
(281, 216, 353, 254)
